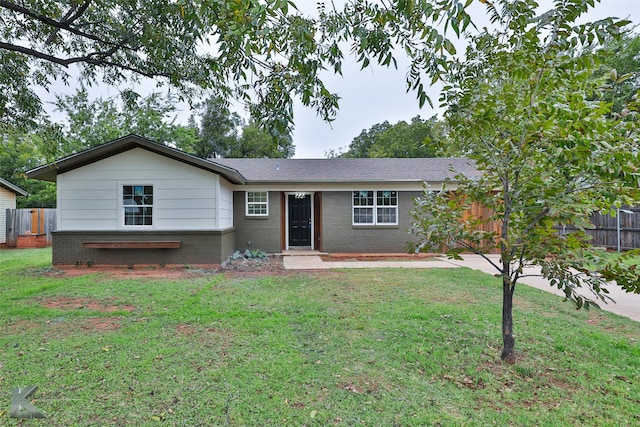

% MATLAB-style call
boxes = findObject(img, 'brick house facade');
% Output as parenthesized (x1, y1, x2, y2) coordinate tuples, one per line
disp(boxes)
(27, 135, 478, 266)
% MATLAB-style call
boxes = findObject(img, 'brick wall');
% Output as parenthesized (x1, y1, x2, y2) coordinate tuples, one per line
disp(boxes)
(321, 191, 421, 253)
(16, 234, 48, 248)
(232, 191, 282, 253)
(52, 230, 235, 266)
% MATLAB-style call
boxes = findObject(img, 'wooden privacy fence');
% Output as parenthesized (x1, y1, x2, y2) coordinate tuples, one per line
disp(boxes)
(583, 207, 640, 252)
(461, 202, 640, 252)
(5, 208, 56, 248)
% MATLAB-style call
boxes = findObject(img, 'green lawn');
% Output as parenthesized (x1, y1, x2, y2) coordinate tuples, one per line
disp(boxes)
(0, 248, 639, 426)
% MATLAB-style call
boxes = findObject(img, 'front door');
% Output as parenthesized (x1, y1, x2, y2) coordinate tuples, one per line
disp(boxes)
(288, 194, 312, 247)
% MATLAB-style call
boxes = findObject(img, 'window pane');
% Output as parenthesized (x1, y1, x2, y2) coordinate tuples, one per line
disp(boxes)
(248, 204, 267, 215)
(354, 207, 374, 224)
(377, 190, 397, 206)
(124, 185, 153, 226)
(353, 191, 374, 206)
(377, 207, 397, 224)
(248, 192, 267, 203)
(247, 192, 268, 216)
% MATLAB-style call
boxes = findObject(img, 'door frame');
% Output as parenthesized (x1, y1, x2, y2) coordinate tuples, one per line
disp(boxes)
(284, 192, 314, 250)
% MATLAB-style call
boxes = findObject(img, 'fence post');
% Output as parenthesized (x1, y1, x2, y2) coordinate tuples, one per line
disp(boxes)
(6, 208, 17, 247)
(617, 208, 634, 252)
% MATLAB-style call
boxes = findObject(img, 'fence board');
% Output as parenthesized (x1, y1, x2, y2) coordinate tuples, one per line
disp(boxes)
(586, 208, 640, 251)
(4, 208, 56, 247)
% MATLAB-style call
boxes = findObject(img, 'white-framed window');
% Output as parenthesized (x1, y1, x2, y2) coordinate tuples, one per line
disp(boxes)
(246, 191, 268, 216)
(353, 190, 398, 225)
(123, 185, 153, 226)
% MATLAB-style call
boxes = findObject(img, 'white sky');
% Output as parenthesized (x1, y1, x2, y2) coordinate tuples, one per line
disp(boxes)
(39, 0, 639, 158)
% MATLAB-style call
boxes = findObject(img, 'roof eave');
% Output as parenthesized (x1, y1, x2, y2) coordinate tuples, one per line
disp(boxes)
(0, 178, 28, 196)
(241, 179, 460, 185)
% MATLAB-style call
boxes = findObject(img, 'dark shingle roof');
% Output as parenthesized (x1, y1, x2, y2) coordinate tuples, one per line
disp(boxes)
(26, 135, 478, 185)
(212, 158, 478, 183)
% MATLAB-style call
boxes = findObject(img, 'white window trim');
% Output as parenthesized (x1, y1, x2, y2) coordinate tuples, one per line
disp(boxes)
(352, 190, 399, 226)
(119, 183, 155, 229)
(246, 191, 269, 217)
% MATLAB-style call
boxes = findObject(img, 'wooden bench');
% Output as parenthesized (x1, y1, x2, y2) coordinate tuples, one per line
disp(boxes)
(82, 241, 181, 249)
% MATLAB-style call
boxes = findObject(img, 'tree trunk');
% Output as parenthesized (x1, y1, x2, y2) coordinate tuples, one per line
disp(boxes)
(501, 274, 516, 364)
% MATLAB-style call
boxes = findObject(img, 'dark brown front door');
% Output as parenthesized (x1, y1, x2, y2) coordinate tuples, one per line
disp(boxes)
(288, 194, 311, 247)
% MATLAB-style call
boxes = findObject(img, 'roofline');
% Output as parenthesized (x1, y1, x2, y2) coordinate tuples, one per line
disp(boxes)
(0, 178, 28, 197)
(26, 134, 246, 184)
(243, 179, 432, 184)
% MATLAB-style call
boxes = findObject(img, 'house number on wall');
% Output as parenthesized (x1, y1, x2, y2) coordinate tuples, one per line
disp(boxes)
(294, 192, 307, 199)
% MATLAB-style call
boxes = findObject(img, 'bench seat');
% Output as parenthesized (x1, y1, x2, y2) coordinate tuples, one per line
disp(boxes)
(82, 241, 181, 249)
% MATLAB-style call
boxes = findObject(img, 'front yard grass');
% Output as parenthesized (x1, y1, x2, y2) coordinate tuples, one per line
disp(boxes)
(0, 248, 639, 426)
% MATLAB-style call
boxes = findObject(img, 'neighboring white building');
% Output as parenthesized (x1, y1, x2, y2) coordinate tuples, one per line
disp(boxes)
(0, 178, 28, 244)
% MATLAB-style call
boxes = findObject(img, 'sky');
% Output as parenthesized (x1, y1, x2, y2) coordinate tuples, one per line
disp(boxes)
(39, 0, 639, 158)
(289, 0, 640, 158)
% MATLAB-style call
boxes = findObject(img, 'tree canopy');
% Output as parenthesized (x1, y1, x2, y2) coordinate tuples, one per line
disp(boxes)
(332, 116, 444, 158)
(184, 95, 295, 159)
(0, 131, 56, 208)
(408, 0, 640, 362)
(0, 0, 342, 132)
(51, 90, 199, 156)
(231, 119, 295, 158)
(187, 96, 242, 159)
(593, 31, 640, 114)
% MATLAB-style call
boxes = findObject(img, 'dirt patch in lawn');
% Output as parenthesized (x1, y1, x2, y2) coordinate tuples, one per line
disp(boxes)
(41, 297, 135, 313)
(48, 256, 288, 278)
(48, 265, 218, 279)
(44, 316, 125, 334)
(221, 256, 298, 278)
(82, 317, 123, 331)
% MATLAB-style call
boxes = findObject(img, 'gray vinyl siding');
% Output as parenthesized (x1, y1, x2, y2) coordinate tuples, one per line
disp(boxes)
(321, 191, 420, 253)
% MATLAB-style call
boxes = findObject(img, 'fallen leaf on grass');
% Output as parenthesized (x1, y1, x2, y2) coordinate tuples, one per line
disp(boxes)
(342, 384, 360, 393)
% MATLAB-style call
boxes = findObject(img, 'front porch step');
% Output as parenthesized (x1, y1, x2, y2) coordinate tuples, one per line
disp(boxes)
(279, 250, 327, 257)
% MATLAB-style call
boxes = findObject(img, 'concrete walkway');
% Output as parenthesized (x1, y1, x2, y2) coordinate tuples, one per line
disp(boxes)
(282, 253, 640, 322)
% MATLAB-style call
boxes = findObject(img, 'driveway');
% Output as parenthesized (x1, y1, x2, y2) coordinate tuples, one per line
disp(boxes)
(282, 253, 640, 322)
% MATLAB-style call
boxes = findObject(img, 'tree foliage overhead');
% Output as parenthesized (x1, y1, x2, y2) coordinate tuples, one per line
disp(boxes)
(0, 131, 56, 208)
(188, 96, 242, 159)
(333, 115, 444, 158)
(186, 94, 295, 159)
(408, 0, 640, 362)
(593, 31, 640, 114)
(231, 119, 295, 158)
(51, 89, 199, 156)
(0, 0, 342, 132)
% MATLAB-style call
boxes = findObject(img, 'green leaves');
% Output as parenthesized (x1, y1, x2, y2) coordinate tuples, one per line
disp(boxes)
(0, 0, 344, 132)
(337, 115, 444, 158)
(412, 0, 640, 311)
